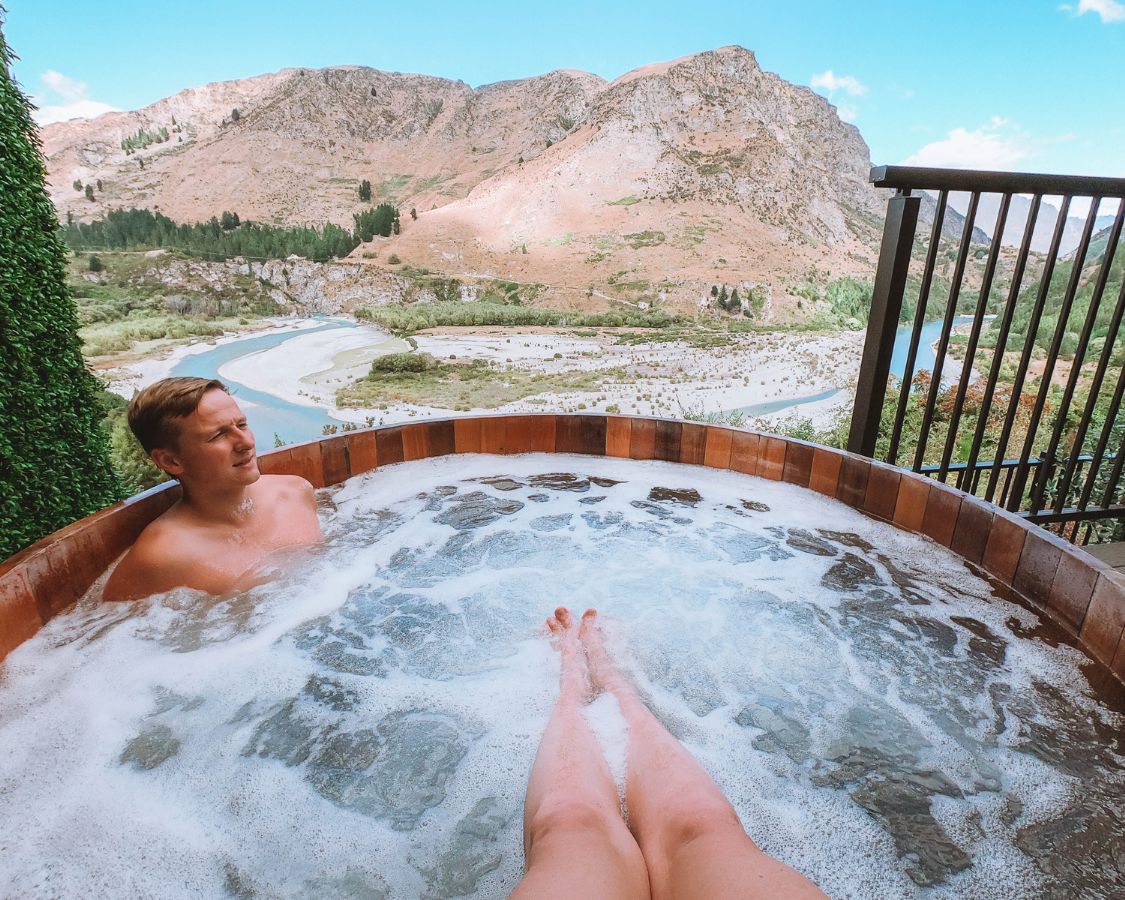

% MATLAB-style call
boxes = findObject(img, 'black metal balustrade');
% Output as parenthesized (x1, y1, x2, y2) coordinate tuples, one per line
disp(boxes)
(848, 165, 1125, 544)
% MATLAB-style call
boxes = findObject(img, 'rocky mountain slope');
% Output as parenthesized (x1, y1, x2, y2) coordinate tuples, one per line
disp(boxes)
(42, 47, 888, 314)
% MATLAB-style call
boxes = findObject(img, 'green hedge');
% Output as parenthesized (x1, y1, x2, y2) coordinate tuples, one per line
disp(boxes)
(0, 21, 122, 559)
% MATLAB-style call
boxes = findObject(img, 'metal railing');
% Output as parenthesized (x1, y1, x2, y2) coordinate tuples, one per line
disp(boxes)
(848, 165, 1125, 543)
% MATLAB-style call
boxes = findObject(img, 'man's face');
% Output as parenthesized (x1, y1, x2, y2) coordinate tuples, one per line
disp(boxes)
(154, 390, 259, 487)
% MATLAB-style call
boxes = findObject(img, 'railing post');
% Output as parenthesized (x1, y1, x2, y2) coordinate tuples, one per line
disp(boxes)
(847, 189, 920, 457)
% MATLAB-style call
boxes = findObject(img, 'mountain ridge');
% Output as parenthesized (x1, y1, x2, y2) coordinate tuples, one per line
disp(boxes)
(41, 47, 887, 314)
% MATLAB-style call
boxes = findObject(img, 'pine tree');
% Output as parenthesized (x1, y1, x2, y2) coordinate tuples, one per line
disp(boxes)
(0, 16, 121, 559)
(718, 284, 728, 308)
(358, 179, 372, 202)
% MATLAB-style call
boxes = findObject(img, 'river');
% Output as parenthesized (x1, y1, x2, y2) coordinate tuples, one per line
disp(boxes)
(178, 316, 978, 445)
(169, 318, 358, 445)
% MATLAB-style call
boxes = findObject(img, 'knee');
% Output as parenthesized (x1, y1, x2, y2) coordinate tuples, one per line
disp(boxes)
(656, 789, 748, 853)
(526, 796, 622, 851)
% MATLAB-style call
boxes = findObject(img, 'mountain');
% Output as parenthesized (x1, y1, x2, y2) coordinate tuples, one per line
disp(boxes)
(41, 47, 887, 314)
(917, 192, 990, 245)
(935, 191, 1115, 257)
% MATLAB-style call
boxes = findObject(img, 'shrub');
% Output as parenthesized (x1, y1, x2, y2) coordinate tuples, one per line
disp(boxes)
(358, 179, 372, 202)
(371, 352, 434, 373)
(88, 254, 103, 272)
(231, 108, 240, 122)
(84, 183, 94, 201)
(1, 24, 122, 558)
(100, 394, 166, 494)
(354, 301, 681, 334)
(387, 253, 401, 265)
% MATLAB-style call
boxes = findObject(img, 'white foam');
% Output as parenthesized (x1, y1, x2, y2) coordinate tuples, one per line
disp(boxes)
(0, 453, 1121, 899)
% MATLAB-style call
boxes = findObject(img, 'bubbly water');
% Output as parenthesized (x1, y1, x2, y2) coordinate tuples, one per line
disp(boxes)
(1, 454, 1123, 900)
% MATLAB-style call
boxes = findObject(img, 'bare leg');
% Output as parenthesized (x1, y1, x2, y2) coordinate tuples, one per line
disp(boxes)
(509, 607, 650, 900)
(580, 609, 829, 900)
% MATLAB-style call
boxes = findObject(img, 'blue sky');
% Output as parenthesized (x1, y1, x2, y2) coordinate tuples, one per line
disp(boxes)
(4, 0, 1123, 180)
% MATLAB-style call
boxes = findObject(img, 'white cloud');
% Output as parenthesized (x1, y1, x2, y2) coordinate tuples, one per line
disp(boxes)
(810, 70, 868, 96)
(1076, 0, 1125, 23)
(30, 70, 120, 126)
(41, 71, 88, 103)
(836, 102, 858, 123)
(902, 118, 1029, 170)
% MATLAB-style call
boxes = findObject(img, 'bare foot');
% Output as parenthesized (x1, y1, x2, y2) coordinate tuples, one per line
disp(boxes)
(546, 606, 589, 703)
(578, 608, 635, 701)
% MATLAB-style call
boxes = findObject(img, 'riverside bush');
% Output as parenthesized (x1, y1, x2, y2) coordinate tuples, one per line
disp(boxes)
(0, 22, 122, 558)
(371, 352, 435, 373)
(353, 301, 682, 334)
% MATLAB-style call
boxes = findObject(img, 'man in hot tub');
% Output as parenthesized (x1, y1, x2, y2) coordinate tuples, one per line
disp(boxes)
(103, 377, 322, 602)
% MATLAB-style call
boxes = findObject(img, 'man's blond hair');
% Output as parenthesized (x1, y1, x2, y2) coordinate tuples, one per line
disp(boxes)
(127, 377, 228, 454)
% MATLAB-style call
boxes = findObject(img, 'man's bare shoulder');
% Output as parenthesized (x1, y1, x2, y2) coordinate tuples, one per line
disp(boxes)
(259, 473, 316, 498)
(257, 474, 318, 515)
(103, 506, 196, 602)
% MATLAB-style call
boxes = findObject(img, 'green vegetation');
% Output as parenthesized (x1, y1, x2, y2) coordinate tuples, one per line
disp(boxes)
(978, 252, 1125, 361)
(98, 391, 168, 494)
(353, 203, 400, 241)
(60, 207, 360, 262)
(624, 230, 665, 249)
(68, 253, 280, 356)
(541, 233, 575, 247)
(339, 353, 626, 411)
(358, 179, 372, 202)
(822, 277, 874, 329)
(377, 174, 413, 200)
(676, 400, 749, 428)
(607, 196, 640, 206)
(353, 300, 683, 335)
(1, 23, 122, 558)
(371, 351, 434, 373)
(120, 124, 169, 153)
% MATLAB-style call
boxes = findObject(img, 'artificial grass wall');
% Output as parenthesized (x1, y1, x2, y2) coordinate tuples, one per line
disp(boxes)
(0, 15, 122, 560)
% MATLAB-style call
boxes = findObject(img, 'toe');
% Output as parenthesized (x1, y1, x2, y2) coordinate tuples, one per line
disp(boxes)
(555, 606, 573, 629)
